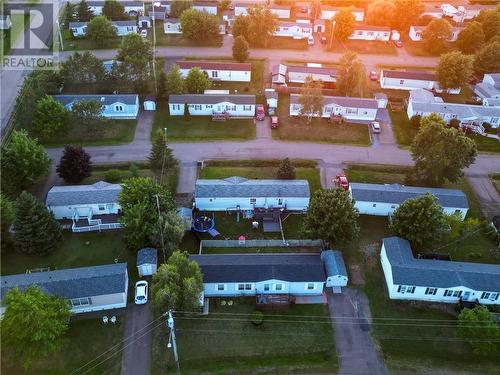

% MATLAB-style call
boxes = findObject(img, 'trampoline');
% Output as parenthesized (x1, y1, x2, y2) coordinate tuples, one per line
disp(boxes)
(192, 216, 215, 233)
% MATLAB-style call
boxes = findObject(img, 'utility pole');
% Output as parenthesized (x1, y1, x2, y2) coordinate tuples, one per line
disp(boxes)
(155, 194, 167, 263)
(167, 310, 180, 375)
(151, 0, 158, 95)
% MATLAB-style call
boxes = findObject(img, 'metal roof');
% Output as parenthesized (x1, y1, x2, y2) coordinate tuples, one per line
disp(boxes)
(287, 65, 337, 76)
(411, 100, 500, 119)
(350, 183, 469, 209)
(290, 94, 378, 109)
(46, 181, 122, 206)
(279, 21, 312, 28)
(355, 24, 391, 31)
(53, 94, 138, 106)
(169, 94, 256, 105)
(383, 237, 500, 291)
(112, 21, 137, 26)
(177, 60, 251, 72)
(382, 70, 436, 81)
(321, 250, 348, 278)
(195, 177, 310, 198)
(190, 253, 326, 283)
(69, 22, 87, 28)
(137, 248, 158, 266)
(1, 263, 128, 300)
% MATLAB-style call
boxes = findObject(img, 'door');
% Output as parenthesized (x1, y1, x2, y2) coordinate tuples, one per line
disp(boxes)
(463, 291, 471, 301)
(317, 25, 323, 33)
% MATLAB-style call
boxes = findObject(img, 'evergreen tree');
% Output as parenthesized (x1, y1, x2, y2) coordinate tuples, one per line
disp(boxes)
(276, 158, 296, 180)
(61, 2, 75, 29)
(56, 145, 93, 183)
(183, 102, 191, 121)
(165, 64, 185, 95)
(76, 0, 93, 21)
(1, 193, 14, 250)
(232, 35, 249, 62)
(149, 131, 178, 172)
(157, 70, 167, 101)
(12, 192, 62, 256)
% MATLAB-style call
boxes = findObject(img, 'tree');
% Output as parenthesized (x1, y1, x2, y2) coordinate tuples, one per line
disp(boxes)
(2, 286, 71, 369)
(1, 193, 14, 249)
(61, 51, 106, 85)
(297, 76, 324, 124)
(332, 7, 356, 42)
(422, 18, 452, 54)
(56, 145, 92, 183)
(459, 306, 499, 355)
(151, 251, 203, 313)
(410, 114, 477, 186)
(185, 67, 211, 93)
(165, 64, 185, 95)
(336, 51, 367, 97)
(437, 52, 473, 91)
(366, 0, 396, 27)
(12, 192, 62, 256)
(149, 131, 178, 172)
(116, 33, 153, 92)
(61, 2, 75, 29)
(390, 194, 447, 249)
(393, 0, 424, 32)
(71, 99, 104, 122)
(410, 115, 422, 128)
(32, 95, 70, 140)
(456, 21, 485, 54)
(232, 15, 252, 43)
(476, 8, 500, 41)
(170, 0, 192, 18)
(76, 0, 93, 21)
(87, 16, 117, 47)
(120, 202, 155, 250)
(153, 211, 185, 254)
(0, 130, 51, 197)
(276, 158, 296, 180)
(157, 70, 167, 101)
(183, 102, 191, 121)
(474, 41, 500, 75)
(180, 8, 220, 42)
(232, 5, 278, 47)
(232, 35, 250, 62)
(303, 189, 359, 246)
(103, 0, 126, 20)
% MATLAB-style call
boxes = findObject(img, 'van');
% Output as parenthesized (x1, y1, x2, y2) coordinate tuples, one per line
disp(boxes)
(307, 35, 314, 46)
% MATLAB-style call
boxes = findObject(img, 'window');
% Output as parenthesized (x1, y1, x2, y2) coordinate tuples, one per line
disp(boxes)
(372, 203, 377, 207)
(390, 205, 396, 208)
(346, 108, 358, 114)
(275, 284, 283, 291)
(481, 292, 491, 299)
(444, 290, 453, 297)
(250, 198, 256, 205)
(399, 80, 404, 85)
(368, 31, 374, 36)
(397, 285, 415, 294)
(306, 283, 315, 290)
(127, 26, 134, 31)
(98, 204, 105, 211)
(217, 284, 225, 291)
(173, 104, 181, 110)
(106, 203, 114, 210)
(238, 283, 252, 290)
(226, 105, 236, 111)
(211, 71, 218, 78)
(453, 290, 462, 297)
(206, 105, 212, 109)
(383, 32, 389, 36)
(278, 198, 283, 205)
(425, 287, 437, 295)
(71, 297, 91, 307)
(490, 293, 499, 301)
(243, 105, 252, 111)
(264, 284, 270, 291)
(114, 105, 124, 112)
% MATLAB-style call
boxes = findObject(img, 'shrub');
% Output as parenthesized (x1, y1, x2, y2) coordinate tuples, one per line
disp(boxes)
(129, 163, 139, 177)
(410, 115, 422, 128)
(250, 310, 264, 326)
(482, 122, 492, 132)
(449, 118, 460, 129)
(104, 169, 122, 183)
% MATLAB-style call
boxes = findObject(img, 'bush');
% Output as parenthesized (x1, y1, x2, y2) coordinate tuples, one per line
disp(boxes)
(129, 163, 139, 177)
(449, 118, 460, 129)
(410, 115, 422, 128)
(104, 169, 122, 183)
(482, 122, 492, 132)
(250, 310, 264, 326)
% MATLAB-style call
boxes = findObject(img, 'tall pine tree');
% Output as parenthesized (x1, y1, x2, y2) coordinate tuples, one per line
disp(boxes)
(76, 0, 93, 22)
(13, 192, 62, 256)
(276, 158, 296, 179)
(149, 131, 178, 172)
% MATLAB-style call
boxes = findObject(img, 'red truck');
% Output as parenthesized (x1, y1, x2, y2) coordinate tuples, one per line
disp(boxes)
(256, 105, 265, 121)
(334, 174, 349, 190)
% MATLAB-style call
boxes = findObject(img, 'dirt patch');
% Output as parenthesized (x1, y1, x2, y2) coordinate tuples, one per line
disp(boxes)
(349, 264, 365, 285)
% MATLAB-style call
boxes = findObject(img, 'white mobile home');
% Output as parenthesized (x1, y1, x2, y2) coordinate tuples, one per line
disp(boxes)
(164, 18, 181, 34)
(234, 3, 249, 16)
(194, 176, 310, 212)
(349, 182, 469, 219)
(190, 253, 327, 302)
(112, 21, 138, 36)
(69, 22, 87, 37)
(193, 1, 218, 15)
(287, 65, 337, 86)
(348, 25, 396, 41)
(474, 73, 500, 99)
(379, 70, 461, 94)
(0, 263, 129, 316)
(321, 250, 348, 292)
(381, 237, 500, 305)
(46, 181, 123, 232)
(289, 94, 385, 122)
(270, 4, 291, 19)
(168, 94, 255, 117)
(274, 21, 312, 39)
(408, 25, 463, 42)
(177, 61, 252, 82)
(53, 94, 139, 119)
(321, 6, 364, 21)
(87, 1, 144, 16)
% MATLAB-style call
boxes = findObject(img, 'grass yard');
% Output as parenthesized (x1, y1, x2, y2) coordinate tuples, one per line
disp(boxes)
(42, 119, 137, 147)
(264, 36, 307, 50)
(469, 134, 500, 154)
(490, 173, 500, 195)
(2, 318, 124, 375)
(329, 40, 397, 55)
(154, 25, 222, 47)
(152, 104, 255, 141)
(151, 299, 337, 375)
(273, 95, 371, 146)
(61, 29, 121, 51)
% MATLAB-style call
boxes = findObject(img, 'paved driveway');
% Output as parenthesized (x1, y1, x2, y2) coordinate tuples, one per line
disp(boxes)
(327, 288, 389, 375)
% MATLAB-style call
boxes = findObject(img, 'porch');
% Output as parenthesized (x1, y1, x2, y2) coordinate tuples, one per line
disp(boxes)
(72, 211, 123, 233)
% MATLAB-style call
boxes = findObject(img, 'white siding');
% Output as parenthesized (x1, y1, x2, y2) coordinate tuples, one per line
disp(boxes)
(380, 76, 435, 91)
(164, 21, 182, 34)
(179, 68, 251, 82)
(168, 102, 255, 117)
(48, 202, 121, 220)
(326, 275, 348, 287)
(289, 102, 378, 121)
(270, 8, 291, 19)
(193, 5, 217, 15)
(349, 29, 391, 41)
(274, 23, 312, 39)
(203, 279, 324, 297)
(195, 196, 309, 212)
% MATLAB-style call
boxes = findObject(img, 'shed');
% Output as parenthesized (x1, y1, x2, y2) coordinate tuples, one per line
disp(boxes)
(321, 250, 348, 292)
(137, 248, 158, 276)
(143, 95, 156, 111)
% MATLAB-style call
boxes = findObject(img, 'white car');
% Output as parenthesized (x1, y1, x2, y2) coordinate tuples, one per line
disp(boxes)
(370, 121, 381, 134)
(307, 35, 314, 46)
(140, 29, 148, 38)
(135, 280, 148, 304)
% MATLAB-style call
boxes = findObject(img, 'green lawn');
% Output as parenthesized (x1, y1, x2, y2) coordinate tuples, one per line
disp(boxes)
(273, 95, 371, 146)
(154, 24, 222, 47)
(152, 105, 255, 141)
(42, 119, 137, 147)
(61, 29, 121, 51)
(329, 40, 397, 55)
(490, 173, 500, 195)
(151, 299, 337, 375)
(2, 318, 124, 375)
(264, 36, 307, 50)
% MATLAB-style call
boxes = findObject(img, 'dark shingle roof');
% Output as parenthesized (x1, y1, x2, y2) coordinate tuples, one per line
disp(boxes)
(1, 263, 128, 300)
(287, 65, 337, 76)
(69, 21, 87, 28)
(321, 250, 348, 278)
(46, 181, 122, 206)
(190, 253, 326, 283)
(53, 94, 138, 106)
(350, 183, 469, 209)
(177, 60, 252, 72)
(383, 237, 500, 291)
(137, 248, 158, 266)
(290, 94, 378, 109)
(113, 21, 137, 27)
(169, 94, 256, 105)
(382, 70, 437, 81)
(355, 24, 390, 31)
(195, 177, 310, 198)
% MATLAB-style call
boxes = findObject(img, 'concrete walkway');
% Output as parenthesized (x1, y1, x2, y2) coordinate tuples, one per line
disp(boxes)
(327, 288, 390, 375)
(121, 304, 153, 375)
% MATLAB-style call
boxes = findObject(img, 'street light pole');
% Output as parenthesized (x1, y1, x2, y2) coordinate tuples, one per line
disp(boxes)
(155, 194, 167, 263)
(167, 310, 180, 375)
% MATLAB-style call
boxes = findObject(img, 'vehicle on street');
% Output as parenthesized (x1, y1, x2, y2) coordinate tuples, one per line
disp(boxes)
(334, 174, 349, 190)
(271, 116, 279, 129)
(307, 36, 314, 46)
(140, 29, 148, 38)
(135, 280, 148, 305)
(256, 105, 265, 121)
(394, 40, 403, 48)
(371, 121, 381, 134)
(369, 71, 378, 81)
(321, 36, 327, 44)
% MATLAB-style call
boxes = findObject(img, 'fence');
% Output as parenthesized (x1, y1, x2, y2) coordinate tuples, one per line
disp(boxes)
(200, 239, 323, 253)
(72, 223, 124, 233)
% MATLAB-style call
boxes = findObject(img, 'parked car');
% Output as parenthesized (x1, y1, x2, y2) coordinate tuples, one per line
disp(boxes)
(370, 121, 381, 134)
(369, 71, 378, 81)
(256, 105, 265, 120)
(321, 36, 327, 44)
(271, 116, 279, 129)
(394, 40, 403, 48)
(134, 280, 148, 305)
(334, 174, 349, 190)
(307, 35, 314, 46)
(140, 29, 148, 38)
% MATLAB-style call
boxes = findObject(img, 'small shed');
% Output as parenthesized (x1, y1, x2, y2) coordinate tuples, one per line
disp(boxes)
(321, 250, 348, 292)
(177, 207, 193, 231)
(137, 248, 158, 277)
(143, 96, 156, 111)
(138, 16, 151, 28)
